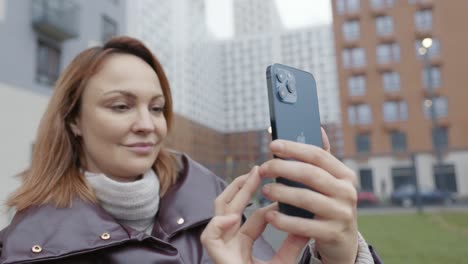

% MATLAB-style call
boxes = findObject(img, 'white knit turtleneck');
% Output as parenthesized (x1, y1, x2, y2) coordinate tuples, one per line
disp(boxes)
(84, 169, 160, 235)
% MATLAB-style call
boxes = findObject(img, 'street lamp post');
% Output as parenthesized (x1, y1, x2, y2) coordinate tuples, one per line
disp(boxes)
(419, 37, 445, 192)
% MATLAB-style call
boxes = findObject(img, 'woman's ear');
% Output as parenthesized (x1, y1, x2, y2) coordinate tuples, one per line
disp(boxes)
(69, 119, 82, 137)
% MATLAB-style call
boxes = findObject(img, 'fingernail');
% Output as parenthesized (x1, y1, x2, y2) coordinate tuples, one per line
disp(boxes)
(262, 184, 271, 194)
(271, 140, 284, 152)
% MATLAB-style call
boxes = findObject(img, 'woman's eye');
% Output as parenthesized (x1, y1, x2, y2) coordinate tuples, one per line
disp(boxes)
(152, 106, 165, 113)
(111, 104, 130, 112)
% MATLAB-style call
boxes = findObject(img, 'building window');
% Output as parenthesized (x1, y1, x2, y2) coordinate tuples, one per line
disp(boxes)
(348, 75, 366, 96)
(371, 0, 395, 9)
(415, 38, 441, 59)
(382, 71, 400, 92)
(422, 66, 441, 89)
(390, 131, 407, 152)
(375, 16, 394, 36)
(342, 47, 366, 68)
(433, 164, 457, 192)
(423, 96, 448, 118)
(348, 104, 372, 125)
(36, 40, 61, 86)
(376, 43, 400, 64)
(342, 20, 360, 41)
(414, 9, 432, 31)
(383, 101, 408, 122)
(356, 134, 371, 153)
(359, 169, 374, 192)
(336, 0, 360, 14)
(102, 15, 118, 43)
(432, 126, 448, 149)
(391, 167, 414, 190)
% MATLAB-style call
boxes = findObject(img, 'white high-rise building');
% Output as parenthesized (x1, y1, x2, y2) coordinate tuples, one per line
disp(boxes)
(221, 0, 341, 133)
(221, 34, 280, 132)
(233, 0, 283, 36)
(280, 25, 341, 124)
(127, 0, 340, 134)
(127, 0, 225, 131)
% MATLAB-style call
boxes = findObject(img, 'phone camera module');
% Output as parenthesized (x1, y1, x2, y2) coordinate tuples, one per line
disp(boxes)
(274, 67, 297, 104)
(275, 69, 287, 83)
(277, 83, 288, 99)
(286, 79, 296, 93)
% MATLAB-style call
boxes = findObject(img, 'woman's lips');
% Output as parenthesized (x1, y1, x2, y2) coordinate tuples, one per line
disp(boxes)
(125, 143, 155, 155)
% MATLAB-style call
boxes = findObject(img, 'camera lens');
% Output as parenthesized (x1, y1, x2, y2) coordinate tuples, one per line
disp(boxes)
(276, 69, 286, 83)
(286, 79, 296, 93)
(277, 84, 288, 99)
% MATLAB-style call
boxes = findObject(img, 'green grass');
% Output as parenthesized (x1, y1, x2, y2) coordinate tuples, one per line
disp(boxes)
(358, 212, 468, 264)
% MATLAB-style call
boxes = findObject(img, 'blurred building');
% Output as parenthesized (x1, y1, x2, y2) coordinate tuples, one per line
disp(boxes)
(279, 25, 344, 157)
(0, 0, 125, 228)
(233, 0, 283, 36)
(127, 0, 343, 177)
(126, 0, 226, 175)
(332, 0, 468, 198)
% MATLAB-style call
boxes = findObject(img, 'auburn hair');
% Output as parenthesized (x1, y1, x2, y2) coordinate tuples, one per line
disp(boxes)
(7, 36, 178, 211)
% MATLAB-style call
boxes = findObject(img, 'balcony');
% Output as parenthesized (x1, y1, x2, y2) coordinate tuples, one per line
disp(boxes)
(31, 0, 80, 42)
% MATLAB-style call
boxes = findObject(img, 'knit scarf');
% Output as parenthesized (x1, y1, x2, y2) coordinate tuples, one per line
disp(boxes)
(84, 169, 160, 235)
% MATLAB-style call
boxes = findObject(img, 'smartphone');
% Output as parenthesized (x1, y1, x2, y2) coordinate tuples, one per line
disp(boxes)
(265, 63, 323, 219)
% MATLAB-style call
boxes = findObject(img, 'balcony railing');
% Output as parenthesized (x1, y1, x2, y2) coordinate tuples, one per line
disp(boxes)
(31, 0, 80, 41)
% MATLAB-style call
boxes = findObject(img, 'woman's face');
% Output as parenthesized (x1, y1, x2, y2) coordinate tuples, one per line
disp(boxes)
(71, 54, 167, 182)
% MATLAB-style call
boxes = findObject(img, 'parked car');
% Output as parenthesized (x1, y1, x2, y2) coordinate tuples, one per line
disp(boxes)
(357, 191, 379, 207)
(390, 184, 456, 207)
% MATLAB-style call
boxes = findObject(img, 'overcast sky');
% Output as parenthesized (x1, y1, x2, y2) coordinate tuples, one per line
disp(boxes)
(205, 0, 333, 39)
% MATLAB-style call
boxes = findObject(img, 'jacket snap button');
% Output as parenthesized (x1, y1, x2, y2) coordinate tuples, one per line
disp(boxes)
(100, 232, 111, 240)
(32, 245, 42, 253)
(177, 218, 185, 225)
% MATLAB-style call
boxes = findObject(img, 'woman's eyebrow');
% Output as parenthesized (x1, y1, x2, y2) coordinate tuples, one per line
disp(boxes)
(103, 90, 164, 100)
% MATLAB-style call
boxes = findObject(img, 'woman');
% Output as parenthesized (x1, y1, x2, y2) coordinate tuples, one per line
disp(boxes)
(0, 37, 381, 263)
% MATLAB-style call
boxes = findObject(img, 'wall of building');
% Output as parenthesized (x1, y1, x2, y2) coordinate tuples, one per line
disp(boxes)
(0, 83, 50, 228)
(333, 0, 468, 196)
(0, 0, 126, 229)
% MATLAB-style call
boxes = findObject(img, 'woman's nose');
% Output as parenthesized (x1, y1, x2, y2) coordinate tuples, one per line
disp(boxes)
(132, 109, 155, 133)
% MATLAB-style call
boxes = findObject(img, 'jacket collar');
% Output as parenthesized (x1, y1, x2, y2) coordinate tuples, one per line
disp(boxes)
(155, 154, 224, 239)
(0, 153, 223, 263)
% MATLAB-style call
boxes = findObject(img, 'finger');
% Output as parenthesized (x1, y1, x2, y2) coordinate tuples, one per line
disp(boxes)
(201, 214, 240, 245)
(265, 140, 357, 184)
(262, 183, 354, 219)
(214, 173, 249, 215)
(259, 159, 343, 197)
(321, 127, 331, 153)
(266, 211, 355, 243)
(274, 234, 309, 264)
(226, 166, 262, 214)
(238, 203, 277, 243)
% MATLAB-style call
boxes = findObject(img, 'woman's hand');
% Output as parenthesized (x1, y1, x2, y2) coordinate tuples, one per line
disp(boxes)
(201, 166, 309, 264)
(259, 128, 359, 264)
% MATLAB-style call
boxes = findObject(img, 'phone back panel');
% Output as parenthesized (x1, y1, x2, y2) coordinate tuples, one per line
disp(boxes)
(266, 63, 323, 219)
(266, 63, 323, 148)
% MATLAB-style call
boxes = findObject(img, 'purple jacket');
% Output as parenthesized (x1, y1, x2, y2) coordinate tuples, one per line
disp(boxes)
(0, 154, 382, 263)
